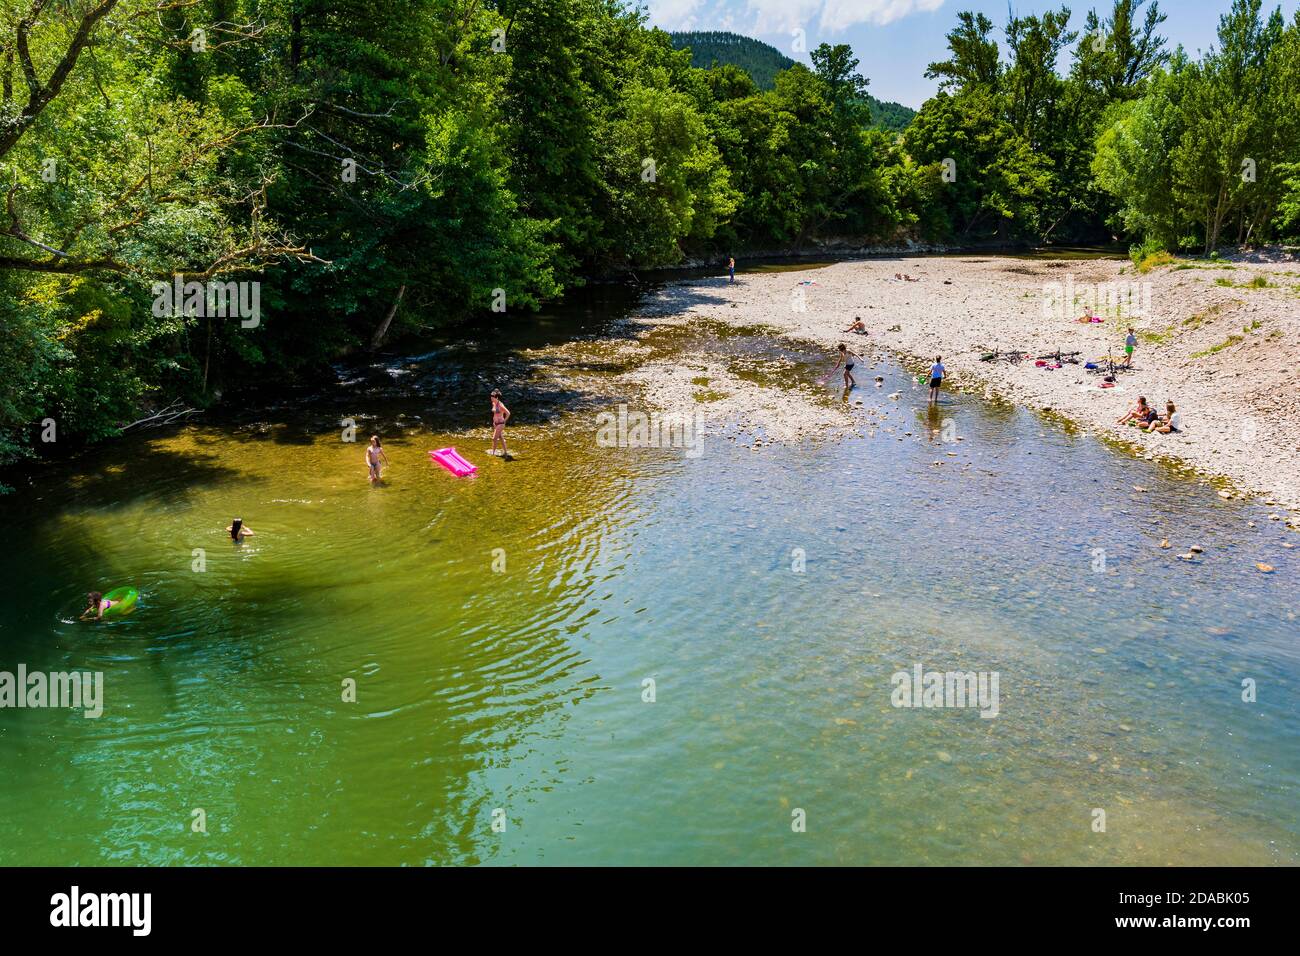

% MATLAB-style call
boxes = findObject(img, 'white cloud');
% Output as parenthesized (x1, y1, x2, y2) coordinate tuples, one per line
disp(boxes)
(645, 0, 709, 31)
(645, 0, 945, 36)
(818, 0, 946, 31)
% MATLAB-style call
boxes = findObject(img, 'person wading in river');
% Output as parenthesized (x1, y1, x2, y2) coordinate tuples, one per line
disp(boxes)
(825, 344, 860, 390)
(490, 389, 511, 458)
(366, 436, 389, 484)
(928, 356, 946, 405)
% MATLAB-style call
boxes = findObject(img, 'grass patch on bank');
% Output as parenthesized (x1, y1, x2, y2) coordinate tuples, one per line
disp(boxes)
(1215, 275, 1275, 289)
(1191, 334, 1243, 358)
(1137, 327, 1174, 344)
(1134, 251, 1176, 273)
(1181, 301, 1237, 330)
(1191, 319, 1263, 357)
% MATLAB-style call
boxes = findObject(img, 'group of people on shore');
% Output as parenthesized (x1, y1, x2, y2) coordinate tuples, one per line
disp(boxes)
(1118, 395, 1182, 434)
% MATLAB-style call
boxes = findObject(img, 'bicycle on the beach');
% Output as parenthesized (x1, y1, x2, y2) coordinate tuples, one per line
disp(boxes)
(980, 348, 1031, 364)
(1085, 354, 1133, 377)
(1036, 349, 1082, 364)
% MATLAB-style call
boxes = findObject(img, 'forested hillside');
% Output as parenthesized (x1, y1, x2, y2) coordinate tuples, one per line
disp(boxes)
(670, 30, 797, 89)
(670, 29, 917, 131)
(2, 0, 1299, 472)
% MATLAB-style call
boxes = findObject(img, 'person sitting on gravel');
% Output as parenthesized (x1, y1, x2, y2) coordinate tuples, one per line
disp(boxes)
(1117, 396, 1152, 426)
(842, 317, 868, 334)
(1145, 402, 1182, 434)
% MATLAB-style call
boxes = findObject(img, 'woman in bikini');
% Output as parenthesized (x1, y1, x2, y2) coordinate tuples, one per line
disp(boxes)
(226, 518, 255, 541)
(490, 389, 510, 457)
(1117, 396, 1151, 426)
(365, 435, 389, 484)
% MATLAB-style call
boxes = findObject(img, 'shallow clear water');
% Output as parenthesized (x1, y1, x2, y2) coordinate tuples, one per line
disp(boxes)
(1, 280, 1296, 866)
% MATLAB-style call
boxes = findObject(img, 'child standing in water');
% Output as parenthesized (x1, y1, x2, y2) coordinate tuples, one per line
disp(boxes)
(928, 356, 946, 405)
(490, 389, 510, 457)
(827, 344, 859, 389)
(365, 436, 388, 484)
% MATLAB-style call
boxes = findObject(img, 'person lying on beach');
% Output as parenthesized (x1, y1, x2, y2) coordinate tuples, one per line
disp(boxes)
(1117, 396, 1151, 426)
(227, 518, 255, 541)
(79, 591, 112, 621)
(1145, 402, 1182, 434)
(842, 317, 868, 334)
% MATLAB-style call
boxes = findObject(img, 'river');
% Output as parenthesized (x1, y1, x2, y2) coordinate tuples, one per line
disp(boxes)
(1, 269, 1296, 865)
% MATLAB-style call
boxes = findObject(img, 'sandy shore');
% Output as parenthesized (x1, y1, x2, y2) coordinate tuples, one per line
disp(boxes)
(604, 252, 1300, 519)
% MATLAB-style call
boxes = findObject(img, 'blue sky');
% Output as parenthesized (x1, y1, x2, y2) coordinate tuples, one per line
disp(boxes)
(642, 0, 1300, 109)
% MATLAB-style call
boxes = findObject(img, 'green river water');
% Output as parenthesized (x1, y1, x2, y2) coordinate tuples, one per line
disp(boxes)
(1, 271, 1297, 865)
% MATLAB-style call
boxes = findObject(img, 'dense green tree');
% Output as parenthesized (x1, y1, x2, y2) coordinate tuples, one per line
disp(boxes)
(3, 0, 1300, 473)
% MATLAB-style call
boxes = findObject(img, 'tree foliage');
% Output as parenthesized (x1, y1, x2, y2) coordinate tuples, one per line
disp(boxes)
(2, 0, 1298, 469)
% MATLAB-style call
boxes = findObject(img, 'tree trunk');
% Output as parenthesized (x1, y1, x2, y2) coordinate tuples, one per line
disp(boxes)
(370, 284, 406, 350)
(202, 316, 213, 394)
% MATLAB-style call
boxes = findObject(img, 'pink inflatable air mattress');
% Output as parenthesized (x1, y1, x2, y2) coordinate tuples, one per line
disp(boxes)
(429, 447, 477, 477)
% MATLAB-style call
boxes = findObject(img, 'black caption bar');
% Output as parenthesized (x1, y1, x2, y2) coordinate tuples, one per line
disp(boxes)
(0, 866, 1281, 943)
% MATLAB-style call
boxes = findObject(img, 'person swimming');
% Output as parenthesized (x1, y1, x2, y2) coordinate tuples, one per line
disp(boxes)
(227, 518, 255, 541)
(365, 435, 389, 484)
(79, 591, 112, 621)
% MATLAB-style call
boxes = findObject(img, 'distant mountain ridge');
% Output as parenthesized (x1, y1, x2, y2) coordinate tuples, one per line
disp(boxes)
(668, 30, 916, 132)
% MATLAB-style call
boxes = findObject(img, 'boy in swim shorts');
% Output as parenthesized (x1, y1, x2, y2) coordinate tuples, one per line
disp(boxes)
(928, 356, 945, 404)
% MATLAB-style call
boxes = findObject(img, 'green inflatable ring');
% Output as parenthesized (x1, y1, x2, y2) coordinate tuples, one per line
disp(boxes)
(100, 587, 138, 619)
